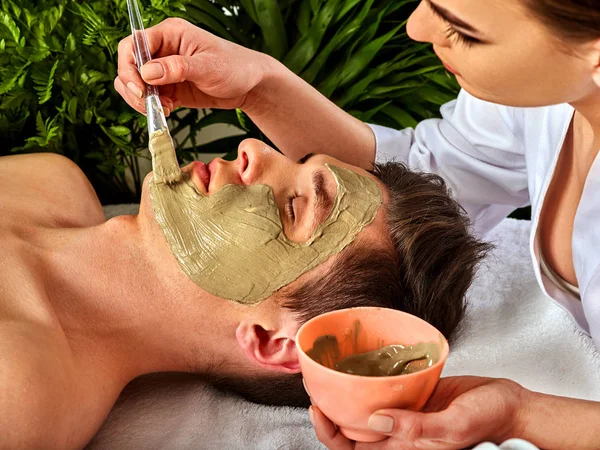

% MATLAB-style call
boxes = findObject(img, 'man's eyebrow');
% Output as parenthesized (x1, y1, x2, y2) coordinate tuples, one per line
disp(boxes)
(294, 152, 335, 229)
(298, 153, 316, 164)
(312, 170, 334, 230)
(426, 0, 479, 34)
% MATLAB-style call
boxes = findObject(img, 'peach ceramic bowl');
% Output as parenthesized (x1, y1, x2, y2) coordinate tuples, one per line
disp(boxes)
(296, 307, 449, 443)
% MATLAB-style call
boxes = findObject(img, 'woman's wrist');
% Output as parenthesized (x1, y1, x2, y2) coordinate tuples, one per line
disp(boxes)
(239, 53, 376, 166)
(512, 385, 536, 443)
(515, 388, 600, 450)
(481, 379, 533, 444)
(241, 54, 288, 118)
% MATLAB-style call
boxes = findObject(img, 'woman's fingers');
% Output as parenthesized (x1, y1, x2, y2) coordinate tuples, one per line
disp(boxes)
(114, 77, 146, 114)
(116, 36, 146, 99)
(140, 55, 192, 85)
(309, 405, 464, 450)
(309, 406, 355, 450)
(366, 409, 468, 449)
(116, 18, 192, 100)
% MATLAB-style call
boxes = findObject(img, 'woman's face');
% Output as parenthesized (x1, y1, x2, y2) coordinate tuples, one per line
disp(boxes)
(407, 0, 599, 107)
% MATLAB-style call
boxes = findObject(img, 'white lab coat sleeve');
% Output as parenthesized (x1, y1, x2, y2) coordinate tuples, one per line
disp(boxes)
(369, 90, 530, 236)
(583, 272, 600, 350)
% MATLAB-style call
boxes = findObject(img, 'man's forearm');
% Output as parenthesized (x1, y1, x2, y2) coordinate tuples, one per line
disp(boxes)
(243, 57, 376, 169)
(518, 390, 600, 449)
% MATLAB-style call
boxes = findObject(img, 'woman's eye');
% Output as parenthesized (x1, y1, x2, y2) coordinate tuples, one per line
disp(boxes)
(427, 0, 481, 48)
(445, 25, 480, 48)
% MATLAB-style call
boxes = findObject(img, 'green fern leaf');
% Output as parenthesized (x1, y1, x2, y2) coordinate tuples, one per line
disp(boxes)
(151, 0, 170, 11)
(0, 64, 28, 95)
(30, 112, 60, 147)
(45, 117, 60, 143)
(23, 136, 46, 150)
(83, 23, 98, 46)
(8, 1, 21, 19)
(29, 45, 51, 63)
(0, 11, 20, 43)
(67, 97, 78, 122)
(109, 126, 132, 137)
(75, 4, 103, 46)
(74, 3, 120, 54)
(64, 33, 76, 54)
(34, 111, 45, 137)
(32, 60, 59, 104)
(41, 5, 64, 35)
(80, 69, 111, 86)
(0, 110, 29, 135)
(0, 88, 33, 111)
(23, 8, 34, 28)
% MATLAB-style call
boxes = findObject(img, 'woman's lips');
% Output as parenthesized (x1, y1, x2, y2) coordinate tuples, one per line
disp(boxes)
(433, 48, 460, 76)
(442, 60, 460, 75)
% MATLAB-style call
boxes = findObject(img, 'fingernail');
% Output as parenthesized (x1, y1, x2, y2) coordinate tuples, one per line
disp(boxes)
(164, 107, 171, 117)
(127, 82, 143, 99)
(141, 63, 164, 80)
(368, 414, 394, 433)
(308, 406, 315, 424)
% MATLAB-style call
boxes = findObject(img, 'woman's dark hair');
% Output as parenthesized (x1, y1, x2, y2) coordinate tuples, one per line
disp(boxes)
(522, 0, 600, 41)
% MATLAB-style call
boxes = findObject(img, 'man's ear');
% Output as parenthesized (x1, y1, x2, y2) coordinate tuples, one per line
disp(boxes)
(235, 321, 301, 374)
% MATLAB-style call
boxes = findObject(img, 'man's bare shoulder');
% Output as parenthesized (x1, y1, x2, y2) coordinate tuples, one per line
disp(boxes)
(0, 321, 76, 449)
(0, 300, 121, 449)
(0, 153, 105, 229)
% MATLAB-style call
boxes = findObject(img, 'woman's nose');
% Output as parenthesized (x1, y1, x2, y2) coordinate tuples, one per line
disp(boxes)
(407, 1, 449, 47)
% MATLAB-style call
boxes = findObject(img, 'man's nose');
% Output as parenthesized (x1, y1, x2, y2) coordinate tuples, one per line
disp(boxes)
(237, 139, 280, 186)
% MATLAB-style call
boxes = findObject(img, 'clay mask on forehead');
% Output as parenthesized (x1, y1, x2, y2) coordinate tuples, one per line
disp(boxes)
(149, 131, 383, 305)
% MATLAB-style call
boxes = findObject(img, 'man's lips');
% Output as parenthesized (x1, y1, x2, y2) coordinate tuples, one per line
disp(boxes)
(191, 161, 211, 191)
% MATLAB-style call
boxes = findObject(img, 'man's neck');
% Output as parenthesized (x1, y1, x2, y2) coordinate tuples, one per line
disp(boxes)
(38, 215, 235, 385)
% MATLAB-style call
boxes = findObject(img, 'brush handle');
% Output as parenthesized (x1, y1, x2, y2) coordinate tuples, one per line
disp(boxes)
(126, 0, 160, 98)
(126, 0, 170, 140)
(146, 94, 169, 135)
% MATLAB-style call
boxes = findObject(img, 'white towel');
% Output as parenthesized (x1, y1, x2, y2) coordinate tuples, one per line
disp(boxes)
(444, 218, 600, 400)
(89, 209, 600, 450)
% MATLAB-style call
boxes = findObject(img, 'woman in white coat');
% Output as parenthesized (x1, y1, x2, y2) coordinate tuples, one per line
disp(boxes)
(115, 0, 600, 447)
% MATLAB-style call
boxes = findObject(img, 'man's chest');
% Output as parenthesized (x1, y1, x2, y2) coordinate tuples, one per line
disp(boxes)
(0, 308, 124, 449)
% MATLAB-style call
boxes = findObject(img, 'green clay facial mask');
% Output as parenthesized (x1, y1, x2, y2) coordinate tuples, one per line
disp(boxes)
(306, 321, 441, 377)
(308, 337, 440, 377)
(148, 131, 383, 305)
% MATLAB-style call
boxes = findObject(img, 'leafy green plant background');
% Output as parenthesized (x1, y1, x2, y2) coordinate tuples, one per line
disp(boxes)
(0, 0, 459, 203)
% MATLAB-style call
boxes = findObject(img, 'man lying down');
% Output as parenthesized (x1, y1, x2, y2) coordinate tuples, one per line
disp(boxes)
(0, 138, 488, 450)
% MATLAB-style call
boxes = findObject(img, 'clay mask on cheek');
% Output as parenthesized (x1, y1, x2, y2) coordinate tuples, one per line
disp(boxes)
(149, 132, 383, 305)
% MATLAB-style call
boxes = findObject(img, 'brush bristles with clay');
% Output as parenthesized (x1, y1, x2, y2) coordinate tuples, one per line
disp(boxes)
(146, 95, 181, 185)
(145, 96, 181, 184)
(149, 130, 182, 185)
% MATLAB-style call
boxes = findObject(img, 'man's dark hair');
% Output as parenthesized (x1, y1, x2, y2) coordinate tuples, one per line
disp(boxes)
(207, 162, 491, 408)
